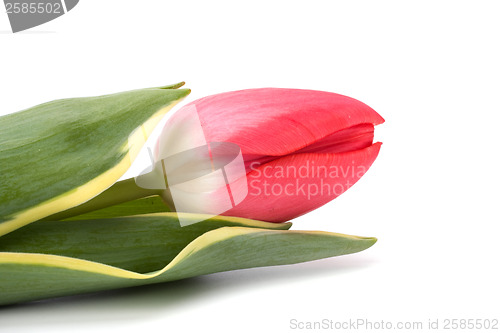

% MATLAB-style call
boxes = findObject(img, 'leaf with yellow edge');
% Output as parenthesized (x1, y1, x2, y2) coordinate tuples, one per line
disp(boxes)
(0, 83, 189, 236)
(61, 195, 171, 221)
(0, 213, 375, 306)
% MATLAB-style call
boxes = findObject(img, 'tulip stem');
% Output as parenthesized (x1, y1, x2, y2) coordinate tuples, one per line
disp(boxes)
(42, 178, 163, 221)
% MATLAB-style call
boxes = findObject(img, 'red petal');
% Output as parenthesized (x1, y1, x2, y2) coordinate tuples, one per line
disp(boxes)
(190, 88, 384, 156)
(221, 142, 382, 222)
(243, 123, 375, 171)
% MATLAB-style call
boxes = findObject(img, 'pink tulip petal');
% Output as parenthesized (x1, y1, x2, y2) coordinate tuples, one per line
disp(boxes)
(220, 142, 382, 222)
(189, 88, 384, 156)
(242, 123, 375, 171)
(295, 123, 374, 155)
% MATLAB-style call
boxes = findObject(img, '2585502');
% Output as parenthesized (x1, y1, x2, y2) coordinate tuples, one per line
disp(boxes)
(443, 319, 498, 330)
(5, 2, 62, 14)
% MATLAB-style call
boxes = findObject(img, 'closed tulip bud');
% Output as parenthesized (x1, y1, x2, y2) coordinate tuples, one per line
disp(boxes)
(154, 88, 384, 222)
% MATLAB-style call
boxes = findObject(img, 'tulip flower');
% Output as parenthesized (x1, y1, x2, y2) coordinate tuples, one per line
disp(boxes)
(0, 84, 381, 305)
(59, 88, 385, 224)
(42, 87, 384, 224)
(154, 88, 384, 222)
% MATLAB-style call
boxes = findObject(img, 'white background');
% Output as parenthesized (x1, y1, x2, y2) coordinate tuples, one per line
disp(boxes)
(1, 1, 499, 332)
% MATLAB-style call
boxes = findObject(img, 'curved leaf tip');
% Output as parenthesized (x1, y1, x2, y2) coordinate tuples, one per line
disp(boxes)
(159, 82, 186, 89)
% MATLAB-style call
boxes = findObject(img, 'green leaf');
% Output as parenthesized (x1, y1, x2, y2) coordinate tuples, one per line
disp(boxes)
(62, 195, 171, 221)
(0, 213, 292, 273)
(41, 178, 169, 221)
(0, 213, 375, 306)
(0, 84, 190, 237)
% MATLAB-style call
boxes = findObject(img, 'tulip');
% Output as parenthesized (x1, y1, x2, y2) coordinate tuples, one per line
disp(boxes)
(0, 84, 380, 305)
(46, 87, 384, 224)
(155, 88, 384, 222)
